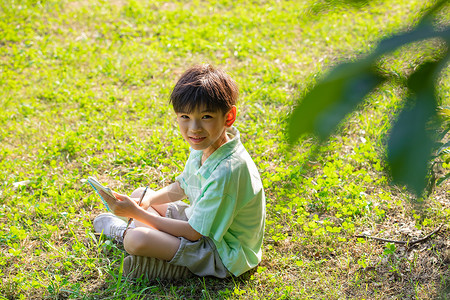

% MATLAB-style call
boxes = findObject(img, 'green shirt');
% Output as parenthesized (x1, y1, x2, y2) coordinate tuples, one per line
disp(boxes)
(177, 127, 266, 276)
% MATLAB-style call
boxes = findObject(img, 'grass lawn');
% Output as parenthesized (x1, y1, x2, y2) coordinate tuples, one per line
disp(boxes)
(1, 0, 450, 298)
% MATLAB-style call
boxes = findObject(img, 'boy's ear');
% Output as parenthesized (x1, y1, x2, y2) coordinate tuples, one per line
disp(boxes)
(225, 106, 237, 127)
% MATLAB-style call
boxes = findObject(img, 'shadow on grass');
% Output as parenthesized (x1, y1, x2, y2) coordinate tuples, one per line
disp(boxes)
(81, 268, 258, 299)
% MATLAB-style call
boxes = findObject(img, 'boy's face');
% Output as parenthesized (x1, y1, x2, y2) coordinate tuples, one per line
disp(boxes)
(176, 106, 235, 159)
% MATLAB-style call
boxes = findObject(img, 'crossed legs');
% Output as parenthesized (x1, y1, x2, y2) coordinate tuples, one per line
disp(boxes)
(123, 187, 181, 261)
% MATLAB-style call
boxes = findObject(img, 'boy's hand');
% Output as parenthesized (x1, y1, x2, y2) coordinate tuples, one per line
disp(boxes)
(98, 190, 140, 218)
(111, 192, 141, 218)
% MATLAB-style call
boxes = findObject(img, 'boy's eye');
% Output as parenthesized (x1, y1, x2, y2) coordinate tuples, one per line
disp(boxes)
(179, 115, 189, 119)
(202, 115, 212, 119)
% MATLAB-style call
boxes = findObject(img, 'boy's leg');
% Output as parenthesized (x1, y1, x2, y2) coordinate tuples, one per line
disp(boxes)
(123, 227, 180, 261)
(132, 206, 159, 229)
(121, 199, 196, 280)
(152, 203, 169, 217)
(131, 187, 169, 217)
(130, 187, 166, 229)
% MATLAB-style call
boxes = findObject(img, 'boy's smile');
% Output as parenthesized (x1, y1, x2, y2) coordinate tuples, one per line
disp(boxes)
(189, 136, 206, 144)
(176, 106, 236, 161)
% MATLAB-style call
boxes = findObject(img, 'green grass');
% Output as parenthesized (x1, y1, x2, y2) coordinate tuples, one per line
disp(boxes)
(1, 0, 449, 298)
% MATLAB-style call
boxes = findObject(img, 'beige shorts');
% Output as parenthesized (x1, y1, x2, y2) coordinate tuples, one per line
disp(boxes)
(166, 201, 230, 278)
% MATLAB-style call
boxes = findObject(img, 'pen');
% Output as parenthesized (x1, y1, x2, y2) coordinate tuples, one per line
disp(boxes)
(125, 186, 148, 230)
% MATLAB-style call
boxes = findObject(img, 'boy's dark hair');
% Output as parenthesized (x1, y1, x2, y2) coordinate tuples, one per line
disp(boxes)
(170, 64, 238, 114)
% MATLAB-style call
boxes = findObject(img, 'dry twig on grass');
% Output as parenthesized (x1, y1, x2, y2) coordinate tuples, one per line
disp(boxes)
(355, 224, 444, 248)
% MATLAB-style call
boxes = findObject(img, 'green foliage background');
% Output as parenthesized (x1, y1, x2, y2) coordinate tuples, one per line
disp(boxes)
(1, 0, 449, 298)
(288, 0, 450, 196)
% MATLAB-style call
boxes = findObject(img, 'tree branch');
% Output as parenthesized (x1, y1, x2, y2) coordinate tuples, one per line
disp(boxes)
(355, 224, 443, 247)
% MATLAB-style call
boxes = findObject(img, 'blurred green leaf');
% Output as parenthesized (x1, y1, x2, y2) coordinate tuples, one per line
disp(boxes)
(373, 22, 449, 57)
(307, 0, 371, 14)
(420, 0, 450, 23)
(288, 59, 384, 143)
(387, 62, 440, 196)
(372, 0, 449, 58)
(288, 0, 449, 196)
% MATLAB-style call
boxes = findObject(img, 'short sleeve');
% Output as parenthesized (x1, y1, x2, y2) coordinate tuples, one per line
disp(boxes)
(176, 172, 187, 192)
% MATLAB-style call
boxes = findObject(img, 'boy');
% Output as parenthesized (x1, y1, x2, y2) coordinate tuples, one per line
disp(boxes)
(93, 64, 265, 279)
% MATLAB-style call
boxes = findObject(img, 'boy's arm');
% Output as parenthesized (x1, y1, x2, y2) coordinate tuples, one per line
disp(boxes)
(132, 207, 202, 241)
(111, 192, 202, 241)
(100, 182, 200, 241)
(140, 181, 186, 209)
(98, 181, 186, 212)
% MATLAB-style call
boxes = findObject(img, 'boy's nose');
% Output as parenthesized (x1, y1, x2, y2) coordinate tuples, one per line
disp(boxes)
(190, 120, 202, 131)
